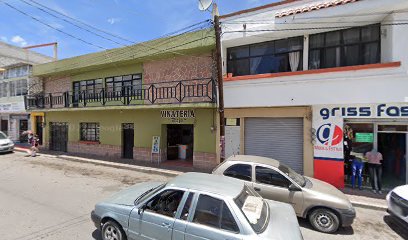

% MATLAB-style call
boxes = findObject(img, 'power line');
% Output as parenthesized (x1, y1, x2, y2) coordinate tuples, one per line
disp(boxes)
(1, 0, 107, 50)
(19, 0, 127, 46)
(26, 0, 134, 45)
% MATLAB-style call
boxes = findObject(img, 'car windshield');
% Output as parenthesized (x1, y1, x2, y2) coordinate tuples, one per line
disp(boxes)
(234, 185, 269, 234)
(278, 164, 306, 187)
(134, 184, 165, 205)
(0, 132, 7, 140)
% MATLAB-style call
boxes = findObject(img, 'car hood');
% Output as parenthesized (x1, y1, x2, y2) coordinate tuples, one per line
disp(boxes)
(393, 185, 408, 200)
(104, 182, 163, 206)
(305, 177, 349, 201)
(0, 139, 12, 145)
(259, 200, 303, 240)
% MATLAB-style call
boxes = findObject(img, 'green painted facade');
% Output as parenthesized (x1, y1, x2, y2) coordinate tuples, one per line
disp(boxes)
(44, 108, 216, 153)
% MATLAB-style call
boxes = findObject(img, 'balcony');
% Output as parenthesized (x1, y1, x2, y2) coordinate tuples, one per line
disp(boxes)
(26, 78, 216, 110)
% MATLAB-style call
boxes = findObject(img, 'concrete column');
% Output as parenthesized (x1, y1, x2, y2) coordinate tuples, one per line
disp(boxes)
(303, 34, 309, 71)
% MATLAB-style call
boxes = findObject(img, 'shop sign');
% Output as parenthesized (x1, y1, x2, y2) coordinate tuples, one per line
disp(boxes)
(317, 103, 408, 120)
(0, 102, 25, 112)
(355, 133, 374, 143)
(161, 110, 195, 124)
(313, 106, 344, 160)
(151, 136, 160, 154)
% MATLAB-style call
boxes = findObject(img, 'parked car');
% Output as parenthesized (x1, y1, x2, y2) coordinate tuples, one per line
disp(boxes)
(91, 172, 303, 240)
(0, 131, 14, 153)
(387, 184, 408, 224)
(213, 155, 356, 233)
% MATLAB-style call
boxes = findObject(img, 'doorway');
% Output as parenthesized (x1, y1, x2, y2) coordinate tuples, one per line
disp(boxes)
(166, 124, 194, 161)
(50, 122, 68, 152)
(35, 116, 43, 145)
(19, 119, 28, 143)
(122, 123, 134, 159)
(378, 133, 407, 187)
(1, 120, 8, 135)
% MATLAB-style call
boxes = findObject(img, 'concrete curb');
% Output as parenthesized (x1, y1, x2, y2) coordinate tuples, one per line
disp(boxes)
(350, 201, 387, 212)
(13, 147, 388, 211)
(14, 147, 182, 177)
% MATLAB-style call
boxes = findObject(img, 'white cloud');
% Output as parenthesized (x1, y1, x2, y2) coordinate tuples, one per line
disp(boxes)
(0, 36, 7, 42)
(107, 17, 121, 25)
(11, 35, 28, 47)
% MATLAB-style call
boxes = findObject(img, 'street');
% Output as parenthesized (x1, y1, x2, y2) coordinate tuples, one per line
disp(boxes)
(0, 151, 407, 240)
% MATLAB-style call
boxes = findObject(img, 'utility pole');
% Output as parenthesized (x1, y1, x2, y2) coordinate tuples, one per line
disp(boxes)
(213, 4, 225, 161)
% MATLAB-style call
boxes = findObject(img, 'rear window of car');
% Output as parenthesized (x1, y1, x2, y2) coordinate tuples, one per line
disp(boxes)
(234, 186, 269, 234)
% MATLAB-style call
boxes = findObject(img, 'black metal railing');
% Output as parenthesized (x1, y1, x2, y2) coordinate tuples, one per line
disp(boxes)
(26, 78, 216, 110)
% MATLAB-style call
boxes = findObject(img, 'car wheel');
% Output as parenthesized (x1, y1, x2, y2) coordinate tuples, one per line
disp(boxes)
(102, 220, 126, 240)
(309, 208, 340, 233)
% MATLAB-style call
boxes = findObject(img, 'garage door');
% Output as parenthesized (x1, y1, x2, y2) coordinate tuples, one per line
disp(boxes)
(245, 118, 304, 174)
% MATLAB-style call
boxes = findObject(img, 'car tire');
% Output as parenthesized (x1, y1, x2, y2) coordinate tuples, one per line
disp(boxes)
(308, 208, 340, 233)
(102, 220, 126, 240)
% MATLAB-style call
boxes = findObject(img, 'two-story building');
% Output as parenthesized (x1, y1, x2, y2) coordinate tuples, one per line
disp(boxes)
(221, 0, 408, 189)
(0, 41, 53, 142)
(27, 29, 220, 170)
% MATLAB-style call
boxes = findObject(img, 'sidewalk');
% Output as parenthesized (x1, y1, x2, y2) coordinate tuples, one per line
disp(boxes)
(13, 147, 388, 211)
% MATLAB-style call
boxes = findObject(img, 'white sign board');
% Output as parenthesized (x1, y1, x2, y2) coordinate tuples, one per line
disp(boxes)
(313, 106, 344, 161)
(151, 136, 160, 154)
(0, 101, 25, 112)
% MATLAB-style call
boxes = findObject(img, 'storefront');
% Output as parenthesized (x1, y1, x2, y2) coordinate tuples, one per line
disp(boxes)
(43, 107, 218, 170)
(224, 107, 314, 176)
(313, 103, 408, 189)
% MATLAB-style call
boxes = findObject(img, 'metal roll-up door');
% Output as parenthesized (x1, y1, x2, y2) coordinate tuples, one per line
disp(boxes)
(245, 117, 304, 174)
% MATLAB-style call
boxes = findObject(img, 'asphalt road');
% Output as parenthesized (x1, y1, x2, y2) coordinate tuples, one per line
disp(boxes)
(0, 151, 407, 240)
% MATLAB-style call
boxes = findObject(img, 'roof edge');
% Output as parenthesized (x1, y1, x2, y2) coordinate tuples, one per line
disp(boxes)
(220, 0, 301, 19)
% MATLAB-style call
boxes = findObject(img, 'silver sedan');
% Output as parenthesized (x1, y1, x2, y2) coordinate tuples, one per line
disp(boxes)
(91, 172, 303, 240)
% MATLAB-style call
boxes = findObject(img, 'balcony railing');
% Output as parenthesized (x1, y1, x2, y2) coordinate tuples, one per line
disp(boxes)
(26, 78, 216, 110)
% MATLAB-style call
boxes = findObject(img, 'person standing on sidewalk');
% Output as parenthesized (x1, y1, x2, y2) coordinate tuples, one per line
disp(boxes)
(30, 134, 39, 157)
(366, 148, 383, 194)
(350, 155, 365, 190)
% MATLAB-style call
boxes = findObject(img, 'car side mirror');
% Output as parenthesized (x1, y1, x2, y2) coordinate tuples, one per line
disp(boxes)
(138, 204, 146, 215)
(288, 183, 301, 191)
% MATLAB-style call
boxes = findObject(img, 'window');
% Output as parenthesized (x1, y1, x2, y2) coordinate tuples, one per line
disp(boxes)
(0, 82, 8, 98)
(224, 164, 252, 181)
(105, 74, 142, 93)
(8, 79, 27, 97)
(309, 24, 380, 69)
(80, 123, 100, 142)
(255, 166, 291, 188)
(145, 189, 185, 218)
(227, 36, 303, 77)
(180, 192, 194, 220)
(234, 186, 268, 233)
(193, 194, 239, 233)
(4, 66, 29, 79)
(73, 79, 103, 97)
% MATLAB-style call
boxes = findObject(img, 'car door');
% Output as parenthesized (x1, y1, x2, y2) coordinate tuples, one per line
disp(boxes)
(253, 165, 304, 215)
(184, 194, 242, 240)
(172, 192, 195, 240)
(128, 189, 186, 240)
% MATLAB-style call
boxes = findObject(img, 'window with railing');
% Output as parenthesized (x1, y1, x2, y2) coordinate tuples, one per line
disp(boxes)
(73, 79, 103, 100)
(106, 74, 142, 95)
(309, 24, 380, 69)
(227, 36, 303, 77)
(80, 122, 100, 142)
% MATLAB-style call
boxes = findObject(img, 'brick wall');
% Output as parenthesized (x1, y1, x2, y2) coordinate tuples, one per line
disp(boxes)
(143, 53, 217, 104)
(193, 152, 218, 171)
(43, 75, 72, 94)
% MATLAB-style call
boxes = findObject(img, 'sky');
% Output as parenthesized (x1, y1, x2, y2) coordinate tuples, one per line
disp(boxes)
(0, 0, 278, 59)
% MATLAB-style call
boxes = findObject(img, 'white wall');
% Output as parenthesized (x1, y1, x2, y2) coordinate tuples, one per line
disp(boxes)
(222, 0, 408, 108)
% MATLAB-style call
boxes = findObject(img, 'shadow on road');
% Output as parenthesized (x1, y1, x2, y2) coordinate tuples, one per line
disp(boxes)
(383, 215, 408, 239)
(92, 229, 102, 240)
(298, 218, 354, 235)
